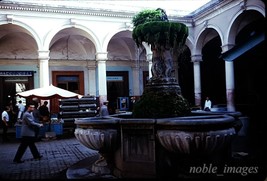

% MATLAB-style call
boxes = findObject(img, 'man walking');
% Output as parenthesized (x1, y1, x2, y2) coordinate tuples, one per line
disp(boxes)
(13, 102, 44, 163)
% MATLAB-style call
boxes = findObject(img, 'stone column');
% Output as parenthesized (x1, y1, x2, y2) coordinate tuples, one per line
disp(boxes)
(96, 52, 108, 106)
(222, 44, 235, 111)
(191, 55, 202, 108)
(87, 65, 96, 96)
(38, 50, 50, 88)
(132, 66, 141, 96)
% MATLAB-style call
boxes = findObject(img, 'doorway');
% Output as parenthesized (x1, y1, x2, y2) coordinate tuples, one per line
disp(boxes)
(107, 71, 129, 114)
(52, 71, 84, 113)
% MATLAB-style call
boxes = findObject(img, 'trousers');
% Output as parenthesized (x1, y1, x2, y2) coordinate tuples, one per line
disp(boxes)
(1, 122, 8, 142)
(13, 136, 41, 161)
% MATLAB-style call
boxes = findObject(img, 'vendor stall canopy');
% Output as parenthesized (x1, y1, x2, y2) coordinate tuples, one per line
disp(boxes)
(16, 84, 83, 99)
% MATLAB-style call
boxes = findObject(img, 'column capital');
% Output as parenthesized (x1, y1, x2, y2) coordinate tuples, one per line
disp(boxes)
(38, 50, 50, 60)
(87, 65, 96, 70)
(132, 65, 140, 70)
(95, 52, 108, 60)
(191, 54, 202, 62)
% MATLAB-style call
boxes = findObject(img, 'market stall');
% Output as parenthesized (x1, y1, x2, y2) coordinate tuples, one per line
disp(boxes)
(15, 84, 82, 139)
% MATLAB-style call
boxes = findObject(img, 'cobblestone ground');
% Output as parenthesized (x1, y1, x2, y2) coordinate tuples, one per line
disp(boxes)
(0, 133, 98, 180)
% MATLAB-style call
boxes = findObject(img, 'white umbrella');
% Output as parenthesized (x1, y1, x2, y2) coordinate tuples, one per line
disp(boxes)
(16, 84, 83, 99)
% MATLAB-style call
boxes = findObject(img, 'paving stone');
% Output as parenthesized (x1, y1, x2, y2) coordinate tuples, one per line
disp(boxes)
(0, 129, 98, 180)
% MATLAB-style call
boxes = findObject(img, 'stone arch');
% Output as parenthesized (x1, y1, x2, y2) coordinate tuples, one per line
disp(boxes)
(224, 6, 266, 117)
(44, 23, 100, 52)
(102, 26, 132, 53)
(195, 25, 223, 55)
(226, 9, 265, 45)
(185, 37, 193, 54)
(0, 20, 41, 50)
(195, 26, 225, 105)
(107, 30, 136, 60)
(246, 0, 265, 16)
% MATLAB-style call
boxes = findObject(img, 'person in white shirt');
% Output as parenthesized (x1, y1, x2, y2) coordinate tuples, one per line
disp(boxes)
(17, 100, 25, 120)
(204, 96, 212, 111)
(1, 106, 10, 142)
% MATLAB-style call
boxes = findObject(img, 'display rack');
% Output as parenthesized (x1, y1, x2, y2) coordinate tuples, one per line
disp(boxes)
(59, 96, 99, 130)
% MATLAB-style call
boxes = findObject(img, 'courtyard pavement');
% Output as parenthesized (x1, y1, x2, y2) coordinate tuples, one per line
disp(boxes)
(0, 127, 99, 180)
(0, 126, 266, 180)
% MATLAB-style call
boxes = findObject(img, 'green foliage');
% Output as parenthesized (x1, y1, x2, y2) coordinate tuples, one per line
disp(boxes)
(132, 9, 162, 27)
(132, 90, 191, 118)
(132, 21, 188, 48)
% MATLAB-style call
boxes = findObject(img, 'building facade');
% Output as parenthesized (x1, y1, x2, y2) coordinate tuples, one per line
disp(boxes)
(0, 0, 265, 116)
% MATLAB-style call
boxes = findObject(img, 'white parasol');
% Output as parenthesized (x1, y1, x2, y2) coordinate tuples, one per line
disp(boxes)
(16, 84, 83, 99)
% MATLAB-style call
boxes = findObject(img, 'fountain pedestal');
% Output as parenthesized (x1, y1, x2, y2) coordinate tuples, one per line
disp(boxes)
(113, 119, 156, 178)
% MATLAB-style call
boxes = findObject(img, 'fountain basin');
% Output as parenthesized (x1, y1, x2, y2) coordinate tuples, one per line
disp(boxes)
(156, 114, 236, 154)
(74, 112, 242, 178)
(74, 116, 119, 152)
(74, 117, 119, 175)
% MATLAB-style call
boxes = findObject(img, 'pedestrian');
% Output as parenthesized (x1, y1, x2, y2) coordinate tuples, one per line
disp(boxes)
(32, 101, 41, 139)
(17, 100, 25, 120)
(204, 96, 212, 111)
(13, 102, 44, 163)
(38, 101, 50, 122)
(7, 100, 17, 127)
(1, 106, 10, 142)
(99, 101, 109, 116)
(129, 96, 136, 111)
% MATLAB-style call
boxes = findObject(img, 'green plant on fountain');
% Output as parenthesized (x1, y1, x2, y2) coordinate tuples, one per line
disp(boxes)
(132, 8, 191, 118)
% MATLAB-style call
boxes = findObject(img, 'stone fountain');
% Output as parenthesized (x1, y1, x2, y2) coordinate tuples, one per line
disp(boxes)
(73, 112, 241, 179)
(72, 9, 242, 179)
